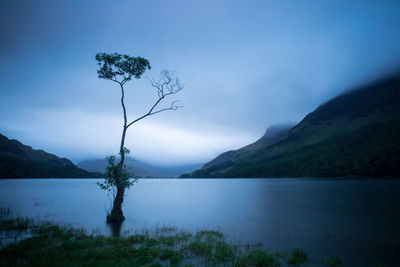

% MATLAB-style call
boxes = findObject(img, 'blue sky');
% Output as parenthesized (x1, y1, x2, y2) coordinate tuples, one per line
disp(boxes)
(1, 0, 400, 165)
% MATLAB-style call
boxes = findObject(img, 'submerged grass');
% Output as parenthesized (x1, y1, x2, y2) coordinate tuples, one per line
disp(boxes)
(323, 257, 343, 267)
(288, 248, 307, 265)
(0, 214, 324, 266)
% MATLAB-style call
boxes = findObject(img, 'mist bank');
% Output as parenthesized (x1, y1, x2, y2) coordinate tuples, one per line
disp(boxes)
(184, 73, 400, 178)
(78, 157, 201, 178)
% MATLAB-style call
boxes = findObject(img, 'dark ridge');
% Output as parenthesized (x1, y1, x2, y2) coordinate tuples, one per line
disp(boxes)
(0, 134, 101, 178)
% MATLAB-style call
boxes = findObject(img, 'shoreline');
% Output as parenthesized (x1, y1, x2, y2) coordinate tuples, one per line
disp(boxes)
(1, 213, 312, 266)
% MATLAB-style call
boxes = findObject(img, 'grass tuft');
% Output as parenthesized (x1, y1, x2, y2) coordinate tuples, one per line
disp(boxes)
(0, 214, 310, 266)
(324, 256, 343, 267)
(288, 247, 307, 265)
(235, 249, 280, 267)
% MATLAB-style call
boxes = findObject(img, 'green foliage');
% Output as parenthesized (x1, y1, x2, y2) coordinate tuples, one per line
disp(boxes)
(95, 52, 151, 81)
(288, 248, 307, 265)
(97, 153, 137, 193)
(215, 241, 234, 262)
(0, 217, 30, 231)
(195, 230, 224, 240)
(323, 257, 343, 267)
(234, 249, 280, 267)
(188, 240, 213, 256)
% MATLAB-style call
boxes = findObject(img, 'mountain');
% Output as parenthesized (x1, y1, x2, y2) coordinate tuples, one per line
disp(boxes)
(199, 124, 293, 171)
(78, 157, 202, 178)
(186, 74, 400, 178)
(0, 134, 101, 178)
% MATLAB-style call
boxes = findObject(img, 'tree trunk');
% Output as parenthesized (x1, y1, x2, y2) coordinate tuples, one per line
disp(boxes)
(107, 186, 125, 223)
(107, 126, 128, 223)
(107, 83, 128, 224)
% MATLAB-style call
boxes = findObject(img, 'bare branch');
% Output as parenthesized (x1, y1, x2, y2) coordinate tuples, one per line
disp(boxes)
(149, 100, 182, 116)
(126, 70, 183, 129)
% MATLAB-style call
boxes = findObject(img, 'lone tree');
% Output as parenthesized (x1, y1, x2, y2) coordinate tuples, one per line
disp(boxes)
(95, 52, 183, 223)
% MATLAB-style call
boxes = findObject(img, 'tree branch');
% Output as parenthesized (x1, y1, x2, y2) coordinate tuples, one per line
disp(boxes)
(126, 70, 183, 129)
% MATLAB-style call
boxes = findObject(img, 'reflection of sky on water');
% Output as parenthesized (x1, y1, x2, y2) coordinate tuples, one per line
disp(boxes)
(1, 178, 400, 266)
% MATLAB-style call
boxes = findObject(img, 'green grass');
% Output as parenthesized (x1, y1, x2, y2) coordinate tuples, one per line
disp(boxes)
(0, 217, 31, 231)
(234, 249, 280, 267)
(323, 256, 343, 267)
(0, 215, 314, 266)
(288, 248, 307, 265)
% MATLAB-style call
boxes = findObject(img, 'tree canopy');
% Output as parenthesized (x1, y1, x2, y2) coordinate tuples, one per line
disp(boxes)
(95, 52, 151, 82)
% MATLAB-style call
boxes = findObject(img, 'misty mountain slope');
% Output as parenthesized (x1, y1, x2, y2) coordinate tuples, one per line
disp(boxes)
(78, 157, 202, 178)
(0, 134, 100, 178)
(200, 124, 293, 170)
(188, 74, 400, 178)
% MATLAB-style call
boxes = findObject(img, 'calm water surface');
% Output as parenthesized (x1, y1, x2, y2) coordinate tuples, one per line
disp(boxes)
(0, 178, 399, 266)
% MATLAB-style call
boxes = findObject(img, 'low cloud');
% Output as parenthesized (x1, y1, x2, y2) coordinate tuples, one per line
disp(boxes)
(2, 108, 255, 165)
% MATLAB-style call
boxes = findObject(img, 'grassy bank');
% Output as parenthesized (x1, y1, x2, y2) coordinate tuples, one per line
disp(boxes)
(0, 209, 342, 266)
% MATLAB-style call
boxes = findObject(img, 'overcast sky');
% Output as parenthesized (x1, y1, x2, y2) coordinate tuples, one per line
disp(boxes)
(1, 0, 400, 165)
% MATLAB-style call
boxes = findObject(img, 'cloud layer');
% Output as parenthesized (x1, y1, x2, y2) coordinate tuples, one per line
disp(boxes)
(1, 0, 400, 165)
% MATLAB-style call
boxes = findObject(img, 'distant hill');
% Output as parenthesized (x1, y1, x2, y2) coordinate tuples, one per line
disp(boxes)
(186, 74, 400, 178)
(0, 134, 101, 178)
(78, 157, 202, 178)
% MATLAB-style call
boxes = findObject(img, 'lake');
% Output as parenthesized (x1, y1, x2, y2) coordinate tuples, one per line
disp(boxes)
(1, 178, 399, 266)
